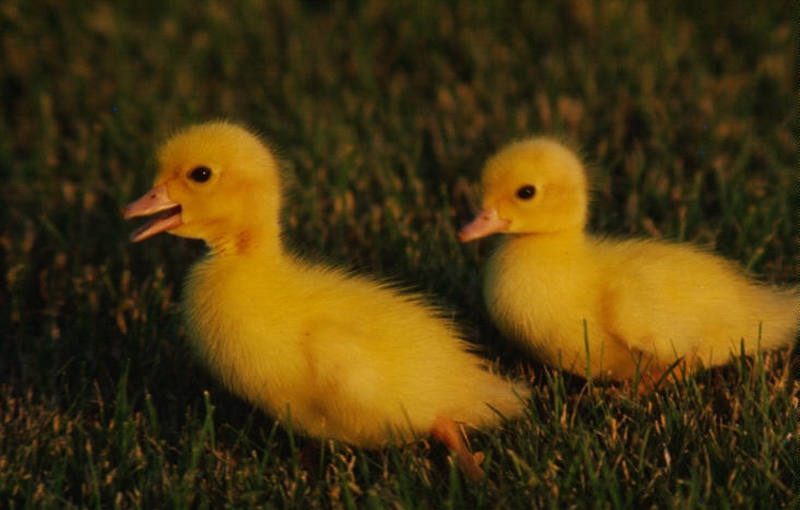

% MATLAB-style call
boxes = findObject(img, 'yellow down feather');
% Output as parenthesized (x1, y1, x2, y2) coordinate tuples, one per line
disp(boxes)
(126, 121, 529, 449)
(461, 138, 799, 383)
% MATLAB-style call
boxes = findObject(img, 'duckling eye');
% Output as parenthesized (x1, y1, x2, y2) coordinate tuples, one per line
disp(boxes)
(188, 166, 212, 183)
(516, 185, 536, 200)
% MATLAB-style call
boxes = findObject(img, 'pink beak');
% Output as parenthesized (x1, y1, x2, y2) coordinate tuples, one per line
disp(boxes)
(458, 208, 510, 242)
(123, 184, 182, 242)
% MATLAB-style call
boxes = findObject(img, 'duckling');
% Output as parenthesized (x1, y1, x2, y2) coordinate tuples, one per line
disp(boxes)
(124, 121, 529, 481)
(459, 138, 799, 391)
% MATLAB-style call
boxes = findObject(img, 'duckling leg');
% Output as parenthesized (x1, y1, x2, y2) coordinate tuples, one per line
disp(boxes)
(431, 416, 485, 483)
(636, 357, 688, 395)
(636, 367, 663, 396)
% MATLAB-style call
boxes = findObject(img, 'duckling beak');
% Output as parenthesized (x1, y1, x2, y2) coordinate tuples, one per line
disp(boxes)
(458, 208, 510, 242)
(123, 184, 183, 242)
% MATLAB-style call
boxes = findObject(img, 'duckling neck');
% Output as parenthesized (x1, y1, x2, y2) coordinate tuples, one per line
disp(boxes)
(500, 230, 587, 274)
(516, 228, 585, 247)
(504, 228, 587, 260)
(206, 220, 283, 259)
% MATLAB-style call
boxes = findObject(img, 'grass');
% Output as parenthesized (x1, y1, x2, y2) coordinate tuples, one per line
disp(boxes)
(0, 0, 797, 507)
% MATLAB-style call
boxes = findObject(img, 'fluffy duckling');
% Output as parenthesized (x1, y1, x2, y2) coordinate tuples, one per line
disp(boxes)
(124, 121, 529, 481)
(459, 138, 798, 390)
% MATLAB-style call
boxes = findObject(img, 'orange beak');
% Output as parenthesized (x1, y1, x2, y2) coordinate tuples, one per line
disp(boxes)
(123, 184, 182, 242)
(458, 208, 510, 243)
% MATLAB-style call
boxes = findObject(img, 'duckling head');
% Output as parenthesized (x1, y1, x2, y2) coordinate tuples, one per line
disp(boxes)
(124, 121, 282, 253)
(459, 138, 589, 242)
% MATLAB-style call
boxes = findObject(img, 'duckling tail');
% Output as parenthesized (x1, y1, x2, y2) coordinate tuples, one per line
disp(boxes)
(753, 285, 799, 351)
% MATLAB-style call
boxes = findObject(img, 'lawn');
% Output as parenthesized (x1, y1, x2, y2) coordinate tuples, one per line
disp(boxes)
(0, 0, 797, 507)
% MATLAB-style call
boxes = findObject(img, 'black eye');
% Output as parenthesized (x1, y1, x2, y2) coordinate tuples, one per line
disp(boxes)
(188, 166, 212, 183)
(516, 185, 536, 200)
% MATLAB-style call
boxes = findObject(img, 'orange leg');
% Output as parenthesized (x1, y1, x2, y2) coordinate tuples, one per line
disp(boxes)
(431, 416, 484, 483)
(636, 358, 688, 396)
(636, 364, 663, 396)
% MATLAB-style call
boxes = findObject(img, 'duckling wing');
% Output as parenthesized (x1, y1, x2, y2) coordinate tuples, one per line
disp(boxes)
(599, 240, 798, 367)
(598, 243, 703, 361)
(296, 306, 528, 447)
(292, 319, 396, 446)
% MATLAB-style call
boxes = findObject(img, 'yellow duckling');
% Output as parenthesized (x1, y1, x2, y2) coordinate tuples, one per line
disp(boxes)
(459, 138, 798, 390)
(124, 121, 529, 481)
